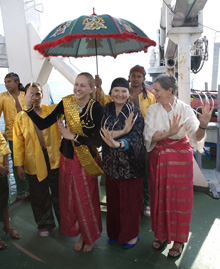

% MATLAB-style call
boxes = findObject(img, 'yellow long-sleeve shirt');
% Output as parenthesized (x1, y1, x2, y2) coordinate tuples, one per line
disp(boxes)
(138, 90, 156, 118)
(95, 87, 156, 118)
(13, 104, 61, 181)
(0, 131, 11, 167)
(0, 91, 26, 141)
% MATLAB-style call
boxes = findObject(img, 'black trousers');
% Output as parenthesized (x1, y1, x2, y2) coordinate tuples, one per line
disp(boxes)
(0, 175, 9, 217)
(26, 149, 60, 230)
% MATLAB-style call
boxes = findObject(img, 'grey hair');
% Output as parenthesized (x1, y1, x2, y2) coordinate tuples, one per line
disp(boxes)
(154, 74, 178, 95)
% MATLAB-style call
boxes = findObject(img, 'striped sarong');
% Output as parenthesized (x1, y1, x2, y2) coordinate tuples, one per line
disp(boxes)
(59, 153, 102, 244)
(148, 137, 193, 243)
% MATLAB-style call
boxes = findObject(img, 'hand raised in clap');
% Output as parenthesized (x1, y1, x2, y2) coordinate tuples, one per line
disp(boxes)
(198, 101, 214, 129)
(168, 114, 184, 136)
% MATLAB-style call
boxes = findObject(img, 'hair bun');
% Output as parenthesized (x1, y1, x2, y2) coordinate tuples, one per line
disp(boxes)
(169, 75, 177, 84)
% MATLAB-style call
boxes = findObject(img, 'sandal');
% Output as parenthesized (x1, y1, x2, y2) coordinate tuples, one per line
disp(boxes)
(168, 242, 184, 258)
(143, 206, 151, 217)
(0, 238, 8, 250)
(15, 191, 30, 202)
(15, 194, 24, 202)
(3, 227, 21, 239)
(152, 239, 167, 250)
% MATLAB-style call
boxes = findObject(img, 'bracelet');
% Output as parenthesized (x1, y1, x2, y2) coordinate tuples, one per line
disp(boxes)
(118, 138, 129, 151)
(118, 140, 123, 148)
(199, 125, 206, 130)
(73, 134, 79, 143)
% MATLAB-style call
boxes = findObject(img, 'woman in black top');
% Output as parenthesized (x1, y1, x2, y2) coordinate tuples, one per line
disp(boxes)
(25, 73, 103, 253)
(101, 77, 145, 249)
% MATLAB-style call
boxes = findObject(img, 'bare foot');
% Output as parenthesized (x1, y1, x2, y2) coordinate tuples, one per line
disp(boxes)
(74, 235, 84, 251)
(83, 243, 94, 252)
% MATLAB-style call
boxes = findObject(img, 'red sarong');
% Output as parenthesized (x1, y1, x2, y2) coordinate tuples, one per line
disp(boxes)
(59, 153, 102, 244)
(106, 175, 143, 244)
(148, 137, 193, 244)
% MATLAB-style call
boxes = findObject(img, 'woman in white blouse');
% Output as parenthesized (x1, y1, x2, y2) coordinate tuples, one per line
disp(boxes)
(143, 74, 213, 258)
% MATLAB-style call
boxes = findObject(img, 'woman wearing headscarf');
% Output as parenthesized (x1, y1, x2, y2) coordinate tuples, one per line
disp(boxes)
(101, 78, 145, 249)
(94, 66, 156, 217)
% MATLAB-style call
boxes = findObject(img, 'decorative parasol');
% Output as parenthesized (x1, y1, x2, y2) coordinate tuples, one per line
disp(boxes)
(34, 10, 156, 74)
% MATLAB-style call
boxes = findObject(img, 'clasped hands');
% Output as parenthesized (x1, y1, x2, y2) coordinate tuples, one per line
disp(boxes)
(101, 112, 135, 148)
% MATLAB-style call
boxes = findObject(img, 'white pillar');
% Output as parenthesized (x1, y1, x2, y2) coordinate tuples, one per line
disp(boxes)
(177, 34, 191, 105)
(0, 0, 33, 84)
(166, 7, 203, 105)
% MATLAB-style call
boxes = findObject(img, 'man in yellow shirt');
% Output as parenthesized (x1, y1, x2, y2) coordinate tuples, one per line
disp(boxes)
(13, 83, 61, 237)
(0, 72, 29, 200)
(95, 65, 156, 217)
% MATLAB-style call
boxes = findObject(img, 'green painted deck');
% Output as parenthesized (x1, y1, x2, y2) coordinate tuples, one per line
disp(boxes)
(1, 151, 219, 269)
(0, 188, 220, 269)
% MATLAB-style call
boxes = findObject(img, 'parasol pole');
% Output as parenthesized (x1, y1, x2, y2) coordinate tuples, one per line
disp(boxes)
(95, 38, 99, 75)
(93, 8, 99, 75)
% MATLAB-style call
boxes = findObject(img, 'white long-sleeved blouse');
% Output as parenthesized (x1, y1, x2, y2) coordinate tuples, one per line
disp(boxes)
(143, 97, 206, 153)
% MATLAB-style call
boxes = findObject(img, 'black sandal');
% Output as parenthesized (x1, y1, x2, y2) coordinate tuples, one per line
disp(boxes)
(168, 242, 184, 258)
(152, 239, 167, 250)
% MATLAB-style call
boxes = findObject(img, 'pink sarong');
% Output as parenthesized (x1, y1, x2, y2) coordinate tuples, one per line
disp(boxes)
(59, 153, 102, 244)
(148, 137, 193, 244)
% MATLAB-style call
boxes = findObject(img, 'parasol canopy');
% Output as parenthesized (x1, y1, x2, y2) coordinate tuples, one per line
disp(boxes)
(34, 11, 156, 73)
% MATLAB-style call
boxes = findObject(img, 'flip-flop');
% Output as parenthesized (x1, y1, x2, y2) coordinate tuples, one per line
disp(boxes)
(0, 238, 8, 250)
(3, 227, 21, 239)
(152, 239, 167, 250)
